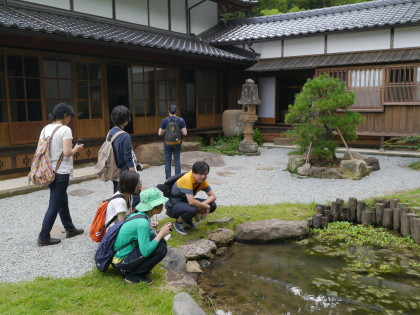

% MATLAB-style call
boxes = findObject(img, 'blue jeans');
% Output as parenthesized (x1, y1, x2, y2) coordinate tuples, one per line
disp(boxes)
(38, 173, 75, 240)
(164, 143, 182, 179)
(166, 198, 217, 222)
(113, 238, 167, 282)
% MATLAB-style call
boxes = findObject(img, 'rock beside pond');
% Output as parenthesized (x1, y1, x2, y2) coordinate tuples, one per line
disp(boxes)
(342, 151, 365, 160)
(206, 228, 234, 246)
(179, 239, 217, 260)
(234, 219, 309, 242)
(165, 270, 198, 291)
(186, 260, 202, 273)
(340, 159, 370, 180)
(364, 156, 380, 171)
(172, 292, 206, 315)
(181, 151, 226, 169)
(208, 217, 233, 226)
(162, 246, 186, 271)
(287, 155, 306, 173)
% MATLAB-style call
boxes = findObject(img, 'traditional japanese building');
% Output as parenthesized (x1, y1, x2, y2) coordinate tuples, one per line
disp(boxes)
(1, 0, 419, 177)
(0, 0, 257, 176)
(206, 0, 420, 146)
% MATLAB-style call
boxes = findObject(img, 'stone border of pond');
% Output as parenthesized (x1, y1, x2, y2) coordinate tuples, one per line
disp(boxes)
(169, 217, 311, 314)
(309, 198, 420, 243)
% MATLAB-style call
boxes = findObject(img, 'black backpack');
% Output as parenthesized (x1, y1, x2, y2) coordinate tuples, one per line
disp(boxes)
(94, 213, 147, 272)
(164, 117, 182, 145)
(155, 172, 187, 198)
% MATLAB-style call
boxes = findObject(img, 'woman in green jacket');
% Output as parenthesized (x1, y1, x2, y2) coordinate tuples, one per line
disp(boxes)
(111, 188, 172, 284)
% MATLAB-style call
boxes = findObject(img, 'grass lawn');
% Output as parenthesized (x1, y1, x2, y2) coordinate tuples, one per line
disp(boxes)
(1, 188, 419, 314)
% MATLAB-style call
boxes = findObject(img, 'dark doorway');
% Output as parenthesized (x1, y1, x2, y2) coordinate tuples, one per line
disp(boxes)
(106, 64, 132, 133)
(276, 70, 315, 123)
(179, 69, 196, 128)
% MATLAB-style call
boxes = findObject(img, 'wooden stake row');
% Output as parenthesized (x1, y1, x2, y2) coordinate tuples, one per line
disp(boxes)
(307, 198, 420, 244)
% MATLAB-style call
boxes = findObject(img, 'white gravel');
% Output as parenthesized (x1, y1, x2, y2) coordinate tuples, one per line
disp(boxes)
(0, 147, 419, 282)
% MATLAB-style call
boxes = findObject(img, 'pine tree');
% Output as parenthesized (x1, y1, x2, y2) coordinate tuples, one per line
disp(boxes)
(285, 73, 365, 162)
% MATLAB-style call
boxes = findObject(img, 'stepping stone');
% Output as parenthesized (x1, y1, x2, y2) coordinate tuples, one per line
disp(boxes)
(68, 189, 94, 196)
(226, 165, 246, 170)
(207, 178, 227, 185)
(257, 166, 278, 171)
(216, 171, 236, 177)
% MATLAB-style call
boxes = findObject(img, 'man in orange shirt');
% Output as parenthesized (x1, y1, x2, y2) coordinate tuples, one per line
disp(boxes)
(166, 161, 217, 235)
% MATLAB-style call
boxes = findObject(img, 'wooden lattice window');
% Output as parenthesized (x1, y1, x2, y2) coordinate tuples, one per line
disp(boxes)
(75, 61, 103, 119)
(43, 59, 73, 118)
(349, 68, 383, 110)
(132, 65, 155, 117)
(384, 66, 420, 104)
(7, 55, 42, 122)
(0, 55, 6, 122)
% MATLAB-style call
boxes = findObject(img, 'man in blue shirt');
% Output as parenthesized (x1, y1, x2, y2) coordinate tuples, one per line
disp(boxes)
(158, 105, 187, 179)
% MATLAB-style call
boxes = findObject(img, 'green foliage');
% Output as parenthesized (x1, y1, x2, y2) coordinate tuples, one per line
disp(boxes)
(253, 128, 264, 146)
(384, 136, 420, 151)
(221, 0, 374, 21)
(0, 187, 418, 313)
(285, 74, 364, 160)
(311, 221, 419, 250)
(201, 135, 243, 156)
(409, 161, 420, 171)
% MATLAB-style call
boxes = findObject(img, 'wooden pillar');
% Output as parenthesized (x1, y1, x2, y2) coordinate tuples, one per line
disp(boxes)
(356, 201, 365, 223)
(375, 203, 385, 226)
(383, 208, 393, 229)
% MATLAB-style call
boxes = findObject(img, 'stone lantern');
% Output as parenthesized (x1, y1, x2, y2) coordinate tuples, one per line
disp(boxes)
(238, 79, 261, 155)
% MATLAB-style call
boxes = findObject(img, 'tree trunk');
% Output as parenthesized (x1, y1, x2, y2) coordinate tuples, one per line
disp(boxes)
(321, 216, 329, 228)
(362, 210, 374, 226)
(375, 203, 385, 226)
(340, 206, 349, 221)
(392, 208, 401, 232)
(389, 199, 398, 210)
(312, 214, 323, 228)
(356, 201, 366, 223)
(383, 208, 393, 229)
(348, 197, 357, 222)
(412, 218, 420, 244)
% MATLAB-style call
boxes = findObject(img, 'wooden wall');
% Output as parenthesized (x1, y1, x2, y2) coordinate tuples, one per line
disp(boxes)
(357, 105, 420, 136)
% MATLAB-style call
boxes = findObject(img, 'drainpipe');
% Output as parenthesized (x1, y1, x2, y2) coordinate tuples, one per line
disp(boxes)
(187, 0, 207, 35)
(247, 39, 256, 62)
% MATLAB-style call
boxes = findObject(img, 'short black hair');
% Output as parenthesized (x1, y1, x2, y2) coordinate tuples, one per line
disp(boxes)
(111, 105, 131, 126)
(192, 161, 210, 174)
(118, 170, 140, 194)
(168, 105, 177, 115)
(47, 103, 74, 121)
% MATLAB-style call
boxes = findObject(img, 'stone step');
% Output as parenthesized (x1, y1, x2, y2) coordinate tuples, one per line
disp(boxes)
(273, 137, 293, 146)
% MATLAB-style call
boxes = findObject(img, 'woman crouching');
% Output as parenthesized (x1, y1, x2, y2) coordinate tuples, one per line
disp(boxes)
(111, 188, 172, 284)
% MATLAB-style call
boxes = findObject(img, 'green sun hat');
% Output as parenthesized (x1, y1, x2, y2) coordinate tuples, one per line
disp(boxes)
(135, 188, 168, 212)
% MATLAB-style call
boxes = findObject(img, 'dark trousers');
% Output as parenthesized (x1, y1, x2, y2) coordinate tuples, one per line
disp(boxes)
(113, 180, 140, 209)
(164, 143, 182, 179)
(113, 239, 167, 282)
(39, 173, 75, 240)
(166, 198, 217, 222)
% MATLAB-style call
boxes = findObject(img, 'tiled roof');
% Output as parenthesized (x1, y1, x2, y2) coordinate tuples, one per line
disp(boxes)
(206, 0, 420, 45)
(0, 3, 251, 62)
(247, 48, 420, 71)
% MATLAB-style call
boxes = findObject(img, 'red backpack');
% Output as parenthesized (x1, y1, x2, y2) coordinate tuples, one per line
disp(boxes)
(89, 194, 127, 242)
(28, 125, 64, 186)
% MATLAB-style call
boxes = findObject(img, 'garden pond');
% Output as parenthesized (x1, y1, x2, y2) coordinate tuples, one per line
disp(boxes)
(199, 239, 420, 314)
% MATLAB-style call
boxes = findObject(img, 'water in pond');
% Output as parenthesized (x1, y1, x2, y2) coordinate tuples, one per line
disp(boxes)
(199, 242, 420, 314)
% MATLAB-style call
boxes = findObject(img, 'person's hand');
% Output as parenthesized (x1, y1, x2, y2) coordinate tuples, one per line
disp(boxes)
(159, 222, 172, 236)
(74, 143, 84, 151)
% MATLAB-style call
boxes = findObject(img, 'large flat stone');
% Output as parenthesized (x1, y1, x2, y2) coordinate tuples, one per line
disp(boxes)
(235, 219, 309, 242)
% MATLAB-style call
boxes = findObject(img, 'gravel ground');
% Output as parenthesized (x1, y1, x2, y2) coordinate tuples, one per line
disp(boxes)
(1, 147, 419, 283)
